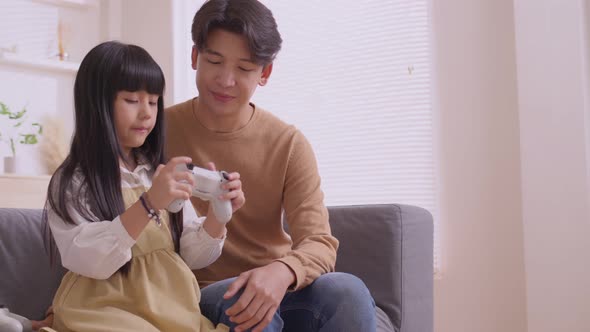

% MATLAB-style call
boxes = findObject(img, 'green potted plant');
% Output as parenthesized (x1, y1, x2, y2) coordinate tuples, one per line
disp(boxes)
(0, 102, 43, 174)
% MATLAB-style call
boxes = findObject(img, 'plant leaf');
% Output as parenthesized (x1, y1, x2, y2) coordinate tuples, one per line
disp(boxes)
(20, 134, 38, 145)
(0, 102, 9, 115)
(9, 138, 15, 156)
(9, 109, 26, 120)
(32, 122, 43, 134)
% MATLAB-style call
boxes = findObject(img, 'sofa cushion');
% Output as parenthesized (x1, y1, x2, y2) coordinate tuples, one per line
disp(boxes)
(0, 208, 65, 320)
(376, 305, 397, 332)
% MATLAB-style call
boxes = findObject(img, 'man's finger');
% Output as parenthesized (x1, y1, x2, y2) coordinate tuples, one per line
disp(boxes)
(226, 286, 256, 317)
(224, 273, 249, 299)
(232, 294, 265, 324)
(251, 304, 278, 332)
(235, 300, 273, 332)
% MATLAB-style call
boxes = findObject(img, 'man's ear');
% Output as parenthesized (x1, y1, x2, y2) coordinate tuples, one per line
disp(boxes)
(259, 63, 273, 86)
(191, 46, 198, 70)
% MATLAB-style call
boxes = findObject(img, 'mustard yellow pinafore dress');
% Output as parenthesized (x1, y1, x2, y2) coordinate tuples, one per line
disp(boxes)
(44, 187, 229, 332)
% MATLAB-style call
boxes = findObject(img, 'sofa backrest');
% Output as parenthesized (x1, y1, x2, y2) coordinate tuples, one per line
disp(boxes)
(328, 204, 434, 332)
(0, 208, 65, 320)
(0, 205, 434, 332)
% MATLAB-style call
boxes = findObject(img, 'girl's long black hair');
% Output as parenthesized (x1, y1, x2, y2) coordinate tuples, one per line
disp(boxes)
(44, 41, 183, 274)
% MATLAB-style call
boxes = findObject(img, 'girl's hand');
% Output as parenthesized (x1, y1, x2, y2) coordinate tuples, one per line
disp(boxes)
(147, 156, 195, 210)
(206, 162, 246, 213)
(31, 314, 53, 331)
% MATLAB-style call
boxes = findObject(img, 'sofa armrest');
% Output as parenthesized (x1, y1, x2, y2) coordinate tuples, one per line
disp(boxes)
(327, 204, 433, 332)
(0, 208, 65, 320)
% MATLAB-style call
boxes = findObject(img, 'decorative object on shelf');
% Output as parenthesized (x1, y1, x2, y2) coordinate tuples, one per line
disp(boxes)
(39, 115, 68, 174)
(0, 44, 17, 57)
(57, 19, 70, 61)
(0, 52, 80, 74)
(0, 102, 43, 174)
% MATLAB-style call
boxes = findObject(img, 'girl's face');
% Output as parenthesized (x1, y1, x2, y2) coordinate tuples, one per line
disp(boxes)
(113, 90, 159, 157)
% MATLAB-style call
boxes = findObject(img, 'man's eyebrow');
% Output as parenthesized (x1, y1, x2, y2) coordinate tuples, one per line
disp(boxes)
(204, 48, 256, 64)
(203, 48, 223, 57)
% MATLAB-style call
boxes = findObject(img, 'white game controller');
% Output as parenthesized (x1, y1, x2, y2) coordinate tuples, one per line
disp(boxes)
(166, 163, 233, 224)
(0, 306, 32, 332)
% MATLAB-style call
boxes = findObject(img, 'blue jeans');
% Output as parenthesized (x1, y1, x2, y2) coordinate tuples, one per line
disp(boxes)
(199, 272, 376, 332)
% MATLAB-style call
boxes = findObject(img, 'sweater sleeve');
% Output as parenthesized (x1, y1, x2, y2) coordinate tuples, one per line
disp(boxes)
(275, 131, 339, 290)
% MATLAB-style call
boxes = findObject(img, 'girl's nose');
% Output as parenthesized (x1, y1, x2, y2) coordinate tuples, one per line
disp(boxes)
(139, 100, 153, 119)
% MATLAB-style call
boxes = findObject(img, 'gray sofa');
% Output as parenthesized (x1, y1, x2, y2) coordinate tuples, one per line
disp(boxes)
(0, 204, 433, 332)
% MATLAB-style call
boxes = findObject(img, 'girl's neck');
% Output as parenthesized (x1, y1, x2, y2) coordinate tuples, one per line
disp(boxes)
(120, 149, 137, 172)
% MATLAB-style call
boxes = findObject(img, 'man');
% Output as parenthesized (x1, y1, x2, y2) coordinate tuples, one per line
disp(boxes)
(165, 1, 376, 331)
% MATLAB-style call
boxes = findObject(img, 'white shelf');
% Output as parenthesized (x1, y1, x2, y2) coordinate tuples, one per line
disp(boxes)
(0, 53, 79, 75)
(0, 174, 51, 209)
(32, 0, 97, 9)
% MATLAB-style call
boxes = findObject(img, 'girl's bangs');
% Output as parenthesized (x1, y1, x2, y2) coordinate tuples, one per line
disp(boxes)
(115, 47, 165, 95)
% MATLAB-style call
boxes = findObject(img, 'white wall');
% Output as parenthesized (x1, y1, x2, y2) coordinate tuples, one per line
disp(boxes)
(585, 0, 590, 211)
(0, 1, 101, 174)
(513, 0, 590, 331)
(432, 0, 528, 331)
(105, 0, 176, 105)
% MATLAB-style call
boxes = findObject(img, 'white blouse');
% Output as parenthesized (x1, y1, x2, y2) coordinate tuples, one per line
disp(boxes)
(48, 163, 225, 280)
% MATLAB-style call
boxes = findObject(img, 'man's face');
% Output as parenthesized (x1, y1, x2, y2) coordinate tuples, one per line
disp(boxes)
(192, 29, 271, 117)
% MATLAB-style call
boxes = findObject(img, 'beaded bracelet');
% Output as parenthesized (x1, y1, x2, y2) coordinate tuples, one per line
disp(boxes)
(139, 192, 162, 227)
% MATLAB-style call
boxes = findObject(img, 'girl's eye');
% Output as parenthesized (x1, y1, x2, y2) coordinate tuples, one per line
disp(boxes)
(125, 99, 138, 104)
(239, 67, 254, 72)
(149, 101, 157, 106)
(207, 59, 221, 64)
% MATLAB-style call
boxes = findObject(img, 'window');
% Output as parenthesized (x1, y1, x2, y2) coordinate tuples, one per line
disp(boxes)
(0, 1, 58, 59)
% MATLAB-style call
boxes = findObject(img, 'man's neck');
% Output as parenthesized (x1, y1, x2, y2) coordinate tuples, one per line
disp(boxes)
(193, 98, 254, 133)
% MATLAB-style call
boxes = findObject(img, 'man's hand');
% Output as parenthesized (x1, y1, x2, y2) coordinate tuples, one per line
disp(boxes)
(224, 261, 296, 332)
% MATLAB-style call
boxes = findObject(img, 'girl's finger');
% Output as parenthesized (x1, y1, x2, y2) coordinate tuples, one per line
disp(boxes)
(223, 179, 242, 191)
(153, 164, 165, 177)
(173, 171, 195, 187)
(167, 156, 193, 171)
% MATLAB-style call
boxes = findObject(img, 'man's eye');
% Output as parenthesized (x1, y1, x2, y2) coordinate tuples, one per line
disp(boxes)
(207, 59, 221, 64)
(239, 67, 254, 72)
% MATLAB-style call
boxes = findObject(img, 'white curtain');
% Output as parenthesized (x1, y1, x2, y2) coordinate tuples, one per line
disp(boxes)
(255, 0, 439, 273)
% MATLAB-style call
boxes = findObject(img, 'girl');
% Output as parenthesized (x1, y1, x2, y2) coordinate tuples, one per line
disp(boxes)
(40, 41, 242, 332)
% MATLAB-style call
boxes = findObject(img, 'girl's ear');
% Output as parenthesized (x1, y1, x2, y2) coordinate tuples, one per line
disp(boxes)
(259, 63, 273, 86)
(191, 46, 198, 70)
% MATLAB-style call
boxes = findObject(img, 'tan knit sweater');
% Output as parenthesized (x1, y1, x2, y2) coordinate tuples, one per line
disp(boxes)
(165, 98, 338, 290)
